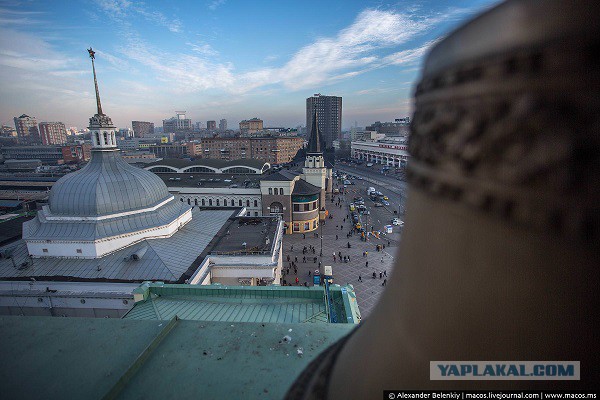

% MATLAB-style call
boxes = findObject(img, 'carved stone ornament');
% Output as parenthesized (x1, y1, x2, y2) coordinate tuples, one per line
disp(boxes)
(408, 1, 600, 242)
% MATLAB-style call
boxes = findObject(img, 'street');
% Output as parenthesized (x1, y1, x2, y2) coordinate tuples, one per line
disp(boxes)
(281, 164, 407, 319)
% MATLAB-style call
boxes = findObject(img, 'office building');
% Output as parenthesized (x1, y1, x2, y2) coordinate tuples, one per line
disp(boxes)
(219, 118, 227, 132)
(206, 120, 217, 130)
(306, 94, 342, 150)
(131, 121, 154, 138)
(14, 114, 41, 144)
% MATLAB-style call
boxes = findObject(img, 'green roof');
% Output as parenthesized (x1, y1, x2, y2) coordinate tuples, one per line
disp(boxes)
(125, 282, 360, 324)
(0, 316, 354, 400)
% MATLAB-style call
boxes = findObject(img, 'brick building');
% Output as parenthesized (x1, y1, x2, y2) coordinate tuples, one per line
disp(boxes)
(200, 136, 303, 164)
(131, 121, 154, 138)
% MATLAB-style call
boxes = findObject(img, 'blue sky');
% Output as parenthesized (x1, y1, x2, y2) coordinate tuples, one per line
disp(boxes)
(0, 0, 498, 130)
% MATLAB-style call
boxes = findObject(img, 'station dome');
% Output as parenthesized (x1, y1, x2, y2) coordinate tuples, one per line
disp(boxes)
(49, 151, 172, 217)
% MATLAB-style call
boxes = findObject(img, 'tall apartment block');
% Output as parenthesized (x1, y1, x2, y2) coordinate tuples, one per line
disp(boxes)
(14, 114, 41, 145)
(219, 119, 227, 132)
(306, 94, 342, 150)
(207, 120, 217, 130)
(132, 121, 154, 138)
(39, 122, 68, 145)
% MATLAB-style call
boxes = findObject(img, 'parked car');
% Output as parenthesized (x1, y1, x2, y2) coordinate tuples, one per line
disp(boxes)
(374, 202, 383, 207)
(392, 218, 404, 226)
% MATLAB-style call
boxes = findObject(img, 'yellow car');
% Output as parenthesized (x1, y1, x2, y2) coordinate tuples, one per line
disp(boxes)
(383, 196, 389, 200)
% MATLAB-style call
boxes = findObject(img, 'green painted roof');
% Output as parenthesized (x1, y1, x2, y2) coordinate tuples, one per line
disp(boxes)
(0, 316, 354, 400)
(125, 283, 360, 324)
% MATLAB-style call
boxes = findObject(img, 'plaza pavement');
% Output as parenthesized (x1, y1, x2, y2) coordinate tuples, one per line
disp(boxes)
(281, 191, 402, 319)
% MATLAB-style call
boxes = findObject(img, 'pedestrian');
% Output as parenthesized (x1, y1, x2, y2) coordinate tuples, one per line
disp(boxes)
(336, 234, 338, 240)
(382, 279, 387, 286)
(295, 256, 298, 263)
(379, 272, 383, 279)
(365, 251, 368, 257)
(319, 261, 322, 268)
(358, 275, 362, 282)
(381, 256, 384, 263)
(333, 255, 336, 262)
(372, 271, 376, 279)
(383, 244, 385, 249)
(303, 256, 306, 263)
(295, 277, 299, 284)
(314, 257, 317, 263)
(339, 251, 342, 259)
(287, 255, 290, 262)
(366, 261, 369, 268)
(291, 245, 293, 251)
(341, 225, 343, 230)
(387, 241, 390, 246)
(303, 233, 306, 239)
(308, 270, 311, 276)
(384, 270, 387, 277)
(304, 281, 308, 287)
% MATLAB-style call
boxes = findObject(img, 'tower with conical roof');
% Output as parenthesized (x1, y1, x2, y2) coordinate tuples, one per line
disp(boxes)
(302, 110, 328, 208)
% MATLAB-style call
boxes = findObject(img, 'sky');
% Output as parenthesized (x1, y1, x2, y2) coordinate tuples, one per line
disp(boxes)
(0, 0, 499, 130)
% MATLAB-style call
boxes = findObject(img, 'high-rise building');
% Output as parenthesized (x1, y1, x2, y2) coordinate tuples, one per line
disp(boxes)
(38, 122, 68, 145)
(306, 94, 342, 150)
(163, 112, 192, 133)
(132, 121, 154, 138)
(14, 114, 41, 145)
(207, 120, 217, 130)
(219, 119, 227, 132)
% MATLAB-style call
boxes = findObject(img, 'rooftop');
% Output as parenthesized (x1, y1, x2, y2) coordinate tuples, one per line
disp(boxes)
(125, 282, 360, 324)
(0, 315, 353, 399)
(0, 208, 236, 283)
(210, 216, 280, 255)
(146, 158, 269, 170)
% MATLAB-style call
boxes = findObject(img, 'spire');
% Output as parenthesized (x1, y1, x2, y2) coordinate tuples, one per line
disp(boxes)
(88, 47, 103, 115)
(307, 109, 322, 154)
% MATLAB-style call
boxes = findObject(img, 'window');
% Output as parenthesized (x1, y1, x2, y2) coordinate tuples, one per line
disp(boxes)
(239, 200, 242, 206)
(224, 199, 228, 206)
(216, 199, 220, 206)
(313, 220, 317, 229)
(293, 223, 300, 232)
(254, 212, 259, 216)
(76, 249, 82, 254)
(246, 200, 250, 207)
(293, 204, 300, 212)
(254, 200, 258, 207)
(313, 201, 318, 210)
(202, 199, 205, 206)
(304, 204, 310, 211)
(194, 199, 198, 206)
(180, 198, 184, 202)
(247, 211, 250, 216)
(268, 188, 272, 195)
(304, 222, 310, 230)
(209, 199, 213, 206)
(187, 198, 191, 205)
(280, 188, 284, 195)
(42, 248, 48, 253)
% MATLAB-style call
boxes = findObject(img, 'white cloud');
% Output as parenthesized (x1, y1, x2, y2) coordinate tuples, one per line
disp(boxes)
(208, 0, 226, 11)
(382, 39, 440, 67)
(187, 42, 219, 57)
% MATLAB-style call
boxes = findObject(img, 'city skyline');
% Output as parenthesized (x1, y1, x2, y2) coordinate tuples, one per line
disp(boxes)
(0, 0, 497, 130)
